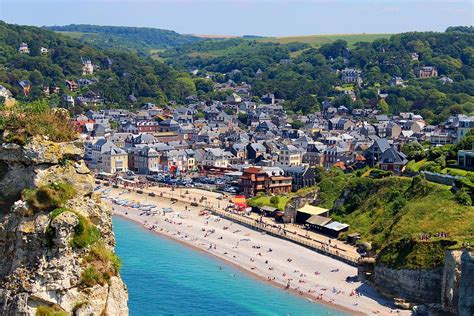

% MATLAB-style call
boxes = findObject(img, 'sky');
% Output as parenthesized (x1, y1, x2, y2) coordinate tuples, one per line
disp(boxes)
(0, 0, 473, 36)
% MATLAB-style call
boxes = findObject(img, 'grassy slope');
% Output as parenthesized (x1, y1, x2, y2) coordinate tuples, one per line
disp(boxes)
(247, 195, 291, 211)
(247, 186, 318, 211)
(329, 176, 474, 269)
(161, 33, 393, 60)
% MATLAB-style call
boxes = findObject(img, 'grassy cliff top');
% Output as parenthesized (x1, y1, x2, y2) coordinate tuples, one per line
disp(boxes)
(328, 174, 474, 269)
(0, 101, 77, 145)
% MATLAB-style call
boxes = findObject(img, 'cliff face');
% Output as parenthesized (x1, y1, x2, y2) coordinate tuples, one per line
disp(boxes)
(371, 249, 474, 315)
(0, 137, 128, 315)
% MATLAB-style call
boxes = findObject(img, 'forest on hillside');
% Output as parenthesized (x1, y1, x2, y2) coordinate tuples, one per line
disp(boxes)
(46, 24, 201, 53)
(163, 29, 474, 123)
(0, 21, 199, 110)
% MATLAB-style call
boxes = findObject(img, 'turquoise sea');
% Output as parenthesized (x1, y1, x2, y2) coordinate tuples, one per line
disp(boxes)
(113, 216, 347, 316)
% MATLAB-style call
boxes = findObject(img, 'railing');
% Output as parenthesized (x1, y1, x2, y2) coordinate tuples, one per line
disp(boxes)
(209, 207, 359, 266)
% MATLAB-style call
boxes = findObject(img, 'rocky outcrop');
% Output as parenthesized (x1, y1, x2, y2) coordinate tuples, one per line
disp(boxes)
(458, 251, 474, 316)
(0, 137, 128, 315)
(441, 250, 462, 314)
(283, 189, 319, 223)
(371, 249, 474, 315)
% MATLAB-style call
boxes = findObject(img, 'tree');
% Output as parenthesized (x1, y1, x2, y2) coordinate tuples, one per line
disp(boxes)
(194, 78, 214, 93)
(291, 120, 304, 129)
(377, 99, 390, 114)
(270, 196, 279, 206)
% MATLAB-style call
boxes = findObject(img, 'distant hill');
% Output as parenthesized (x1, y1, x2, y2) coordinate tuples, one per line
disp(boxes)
(0, 21, 194, 106)
(256, 33, 392, 46)
(46, 24, 202, 54)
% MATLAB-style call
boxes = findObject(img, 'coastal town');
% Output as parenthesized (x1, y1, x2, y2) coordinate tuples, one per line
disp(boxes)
(0, 17, 473, 316)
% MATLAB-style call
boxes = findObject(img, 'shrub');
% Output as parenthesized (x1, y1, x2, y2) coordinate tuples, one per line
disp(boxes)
(455, 188, 472, 206)
(369, 169, 393, 179)
(81, 266, 103, 287)
(81, 243, 121, 287)
(70, 214, 101, 249)
(22, 182, 76, 213)
(35, 304, 68, 316)
(270, 196, 279, 206)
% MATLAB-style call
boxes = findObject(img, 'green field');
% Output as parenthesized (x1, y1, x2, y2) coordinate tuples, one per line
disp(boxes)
(55, 31, 87, 39)
(257, 33, 392, 46)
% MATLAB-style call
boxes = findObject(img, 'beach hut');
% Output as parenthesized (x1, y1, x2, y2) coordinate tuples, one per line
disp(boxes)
(260, 205, 277, 217)
(305, 215, 331, 232)
(296, 205, 329, 223)
(322, 221, 349, 238)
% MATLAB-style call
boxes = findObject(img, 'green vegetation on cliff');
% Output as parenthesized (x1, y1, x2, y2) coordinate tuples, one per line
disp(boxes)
(22, 182, 76, 213)
(0, 100, 77, 145)
(81, 243, 121, 287)
(317, 171, 474, 269)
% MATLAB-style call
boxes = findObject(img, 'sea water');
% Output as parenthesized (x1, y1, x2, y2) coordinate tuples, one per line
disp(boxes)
(113, 216, 347, 316)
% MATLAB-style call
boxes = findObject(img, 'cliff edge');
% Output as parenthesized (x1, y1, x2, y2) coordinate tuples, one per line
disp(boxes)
(0, 137, 128, 315)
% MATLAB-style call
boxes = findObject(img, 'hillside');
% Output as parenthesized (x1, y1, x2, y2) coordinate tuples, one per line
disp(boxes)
(256, 33, 392, 46)
(163, 30, 474, 124)
(0, 21, 197, 107)
(46, 24, 201, 53)
(317, 171, 474, 269)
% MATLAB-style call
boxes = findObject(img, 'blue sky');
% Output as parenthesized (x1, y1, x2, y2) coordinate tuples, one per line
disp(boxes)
(1, 0, 473, 36)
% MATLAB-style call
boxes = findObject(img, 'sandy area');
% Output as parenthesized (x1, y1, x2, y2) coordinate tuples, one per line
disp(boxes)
(104, 187, 411, 316)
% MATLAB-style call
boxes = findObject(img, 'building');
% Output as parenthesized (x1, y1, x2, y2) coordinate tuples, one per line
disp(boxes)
(99, 147, 128, 174)
(240, 166, 292, 196)
(91, 139, 116, 164)
(18, 80, 31, 96)
(226, 93, 241, 104)
(457, 116, 474, 142)
(18, 43, 29, 54)
(416, 66, 438, 78)
(378, 147, 408, 173)
(278, 144, 302, 166)
(341, 68, 362, 85)
(40, 47, 49, 54)
(65, 80, 79, 92)
(284, 166, 316, 191)
(129, 147, 161, 174)
(366, 138, 391, 167)
(247, 143, 266, 160)
(390, 76, 405, 87)
(458, 149, 474, 169)
(82, 59, 94, 75)
(0, 85, 13, 100)
(201, 148, 233, 168)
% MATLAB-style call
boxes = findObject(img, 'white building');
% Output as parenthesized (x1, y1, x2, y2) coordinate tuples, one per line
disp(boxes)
(200, 148, 233, 168)
(18, 43, 29, 54)
(82, 59, 94, 75)
(100, 147, 128, 173)
(0, 85, 13, 100)
(278, 144, 302, 166)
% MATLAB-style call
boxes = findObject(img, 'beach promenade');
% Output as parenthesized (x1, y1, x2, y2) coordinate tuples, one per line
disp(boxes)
(101, 184, 411, 315)
(104, 181, 360, 264)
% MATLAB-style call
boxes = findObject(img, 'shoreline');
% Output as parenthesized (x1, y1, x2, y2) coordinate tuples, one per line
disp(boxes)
(104, 187, 410, 316)
(114, 212, 358, 315)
